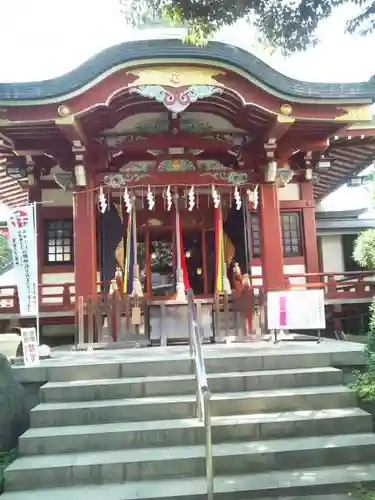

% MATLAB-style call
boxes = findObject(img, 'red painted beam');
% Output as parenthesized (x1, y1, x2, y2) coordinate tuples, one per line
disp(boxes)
(116, 133, 231, 154)
(97, 170, 255, 187)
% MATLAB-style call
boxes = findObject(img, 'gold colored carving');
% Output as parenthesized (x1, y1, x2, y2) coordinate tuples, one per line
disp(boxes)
(280, 104, 293, 116)
(277, 114, 295, 124)
(55, 115, 75, 125)
(334, 105, 372, 122)
(57, 105, 71, 117)
(127, 66, 225, 88)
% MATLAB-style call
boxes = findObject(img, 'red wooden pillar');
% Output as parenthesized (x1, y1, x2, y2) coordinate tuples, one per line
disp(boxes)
(300, 181, 319, 281)
(259, 184, 285, 292)
(73, 183, 97, 301)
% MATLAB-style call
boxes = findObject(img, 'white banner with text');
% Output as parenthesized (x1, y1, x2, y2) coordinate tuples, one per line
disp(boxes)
(7, 205, 39, 317)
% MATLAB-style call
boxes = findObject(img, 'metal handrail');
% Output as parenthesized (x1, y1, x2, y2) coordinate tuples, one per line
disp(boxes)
(186, 289, 214, 500)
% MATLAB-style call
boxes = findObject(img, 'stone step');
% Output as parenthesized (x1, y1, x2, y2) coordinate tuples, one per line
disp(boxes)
(5, 439, 375, 491)
(1, 466, 369, 500)
(28, 349, 356, 383)
(40, 367, 344, 402)
(19, 408, 372, 455)
(2, 464, 375, 500)
(30, 385, 357, 427)
(0, 472, 364, 500)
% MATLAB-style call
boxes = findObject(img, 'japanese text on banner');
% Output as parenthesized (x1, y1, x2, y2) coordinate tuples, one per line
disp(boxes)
(7, 206, 38, 317)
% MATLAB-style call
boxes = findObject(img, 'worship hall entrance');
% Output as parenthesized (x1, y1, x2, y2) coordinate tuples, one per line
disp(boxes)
(96, 187, 252, 343)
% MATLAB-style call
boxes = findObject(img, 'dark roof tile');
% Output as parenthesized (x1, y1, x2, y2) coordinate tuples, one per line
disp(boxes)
(1, 40, 375, 102)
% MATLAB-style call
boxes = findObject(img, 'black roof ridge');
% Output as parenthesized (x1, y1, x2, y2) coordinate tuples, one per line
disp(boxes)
(1, 39, 375, 102)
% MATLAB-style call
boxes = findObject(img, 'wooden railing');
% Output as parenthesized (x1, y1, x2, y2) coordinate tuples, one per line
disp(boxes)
(213, 271, 375, 338)
(0, 283, 76, 313)
(284, 271, 375, 300)
(0, 271, 373, 318)
(76, 292, 148, 345)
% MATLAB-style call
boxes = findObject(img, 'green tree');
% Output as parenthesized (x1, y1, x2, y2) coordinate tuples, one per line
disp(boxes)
(351, 179, 375, 403)
(0, 235, 12, 269)
(354, 221, 375, 359)
(121, 0, 375, 54)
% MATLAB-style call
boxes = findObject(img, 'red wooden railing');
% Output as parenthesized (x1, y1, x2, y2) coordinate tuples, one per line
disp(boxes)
(0, 271, 373, 316)
(284, 271, 375, 300)
(0, 282, 76, 313)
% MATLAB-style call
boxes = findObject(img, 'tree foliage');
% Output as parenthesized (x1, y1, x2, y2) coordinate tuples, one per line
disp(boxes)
(354, 229, 375, 269)
(121, 0, 375, 54)
(352, 183, 375, 402)
(0, 235, 12, 270)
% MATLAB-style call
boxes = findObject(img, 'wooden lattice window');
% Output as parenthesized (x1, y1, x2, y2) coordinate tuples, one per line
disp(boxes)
(250, 212, 302, 258)
(44, 219, 73, 264)
(280, 212, 302, 257)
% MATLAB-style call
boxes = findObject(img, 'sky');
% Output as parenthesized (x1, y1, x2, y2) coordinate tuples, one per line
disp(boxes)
(0, 0, 375, 215)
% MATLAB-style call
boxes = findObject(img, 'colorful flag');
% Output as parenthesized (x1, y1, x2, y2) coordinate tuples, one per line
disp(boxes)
(214, 206, 225, 292)
(124, 209, 134, 295)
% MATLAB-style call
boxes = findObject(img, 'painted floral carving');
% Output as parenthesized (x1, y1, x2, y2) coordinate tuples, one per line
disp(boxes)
(198, 160, 229, 171)
(130, 84, 223, 113)
(103, 173, 126, 188)
(158, 159, 196, 172)
(201, 171, 248, 184)
(120, 161, 156, 172)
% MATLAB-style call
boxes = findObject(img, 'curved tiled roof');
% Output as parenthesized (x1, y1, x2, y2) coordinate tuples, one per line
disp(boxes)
(0, 167, 28, 208)
(1, 40, 375, 102)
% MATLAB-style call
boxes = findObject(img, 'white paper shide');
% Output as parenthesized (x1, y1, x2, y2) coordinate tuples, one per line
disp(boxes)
(7, 206, 38, 317)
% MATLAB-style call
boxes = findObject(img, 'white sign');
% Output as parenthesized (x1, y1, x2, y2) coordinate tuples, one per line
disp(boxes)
(7, 205, 39, 317)
(20, 327, 40, 366)
(267, 289, 326, 330)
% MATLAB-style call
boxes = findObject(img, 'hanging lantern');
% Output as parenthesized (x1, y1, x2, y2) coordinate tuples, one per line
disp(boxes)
(166, 185, 172, 211)
(123, 186, 132, 213)
(211, 184, 220, 208)
(188, 185, 195, 211)
(147, 185, 155, 211)
(234, 185, 241, 210)
(98, 187, 107, 213)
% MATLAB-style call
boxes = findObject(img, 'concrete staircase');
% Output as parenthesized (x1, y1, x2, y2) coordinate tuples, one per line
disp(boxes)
(3, 350, 375, 499)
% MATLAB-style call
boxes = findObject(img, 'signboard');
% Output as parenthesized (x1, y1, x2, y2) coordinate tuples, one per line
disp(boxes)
(7, 206, 38, 317)
(267, 289, 326, 330)
(20, 327, 40, 366)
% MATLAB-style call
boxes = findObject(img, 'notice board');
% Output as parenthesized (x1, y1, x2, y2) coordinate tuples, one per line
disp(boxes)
(267, 289, 326, 330)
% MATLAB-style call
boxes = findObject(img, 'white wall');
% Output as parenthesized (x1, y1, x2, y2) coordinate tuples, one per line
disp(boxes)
(41, 272, 105, 304)
(41, 189, 73, 207)
(41, 272, 75, 304)
(278, 184, 300, 201)
(320, 235, 344, 274)
(250, 264, 306, 286)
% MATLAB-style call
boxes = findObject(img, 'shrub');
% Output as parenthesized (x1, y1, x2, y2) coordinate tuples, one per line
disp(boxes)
(354, 229, 375, 269)
(0, 449, 17, 493)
